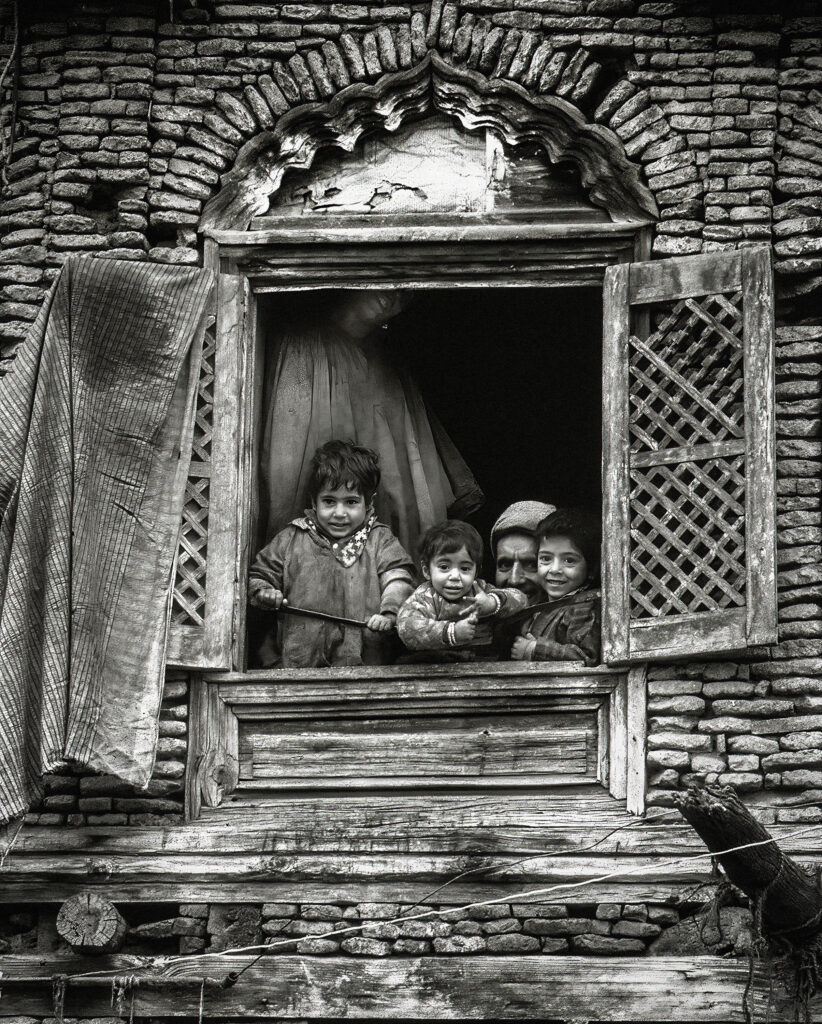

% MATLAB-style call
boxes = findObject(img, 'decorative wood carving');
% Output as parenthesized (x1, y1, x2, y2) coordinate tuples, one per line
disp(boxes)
(201, 53, 657, 232)
(185, 678, 240, 820)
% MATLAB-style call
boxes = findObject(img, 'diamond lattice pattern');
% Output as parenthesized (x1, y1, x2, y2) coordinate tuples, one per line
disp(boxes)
(629, 292, 744, 453)
(171, 330, 215, 627)
(628, 291, 746, 619)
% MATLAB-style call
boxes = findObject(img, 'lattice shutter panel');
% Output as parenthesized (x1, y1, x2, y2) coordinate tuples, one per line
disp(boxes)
(167, 272, 243, 670)
(602, 247, 776, 663)
(172, 326, 215, 630)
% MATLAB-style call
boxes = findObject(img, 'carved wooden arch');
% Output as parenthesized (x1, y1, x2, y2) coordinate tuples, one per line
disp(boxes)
(200, 52, 658, 231)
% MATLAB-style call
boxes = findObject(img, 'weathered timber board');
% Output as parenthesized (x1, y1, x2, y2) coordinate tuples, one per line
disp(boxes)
(238, 712, 598, 785)
(7, 813, 818, 856)
(0, 955, 814, 1021)
(0, 879, 714, 905)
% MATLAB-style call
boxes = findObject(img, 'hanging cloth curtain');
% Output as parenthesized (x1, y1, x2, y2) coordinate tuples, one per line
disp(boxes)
(0, 255, 212, 823)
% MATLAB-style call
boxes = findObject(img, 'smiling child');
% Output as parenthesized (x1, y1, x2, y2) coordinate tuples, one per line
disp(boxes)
(249, 440, 415, 667)
(397, 520, 527, 657)
(510, 508, 601, 666)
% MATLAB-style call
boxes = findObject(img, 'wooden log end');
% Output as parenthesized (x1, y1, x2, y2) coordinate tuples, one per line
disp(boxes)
(56, 891, 128, 954)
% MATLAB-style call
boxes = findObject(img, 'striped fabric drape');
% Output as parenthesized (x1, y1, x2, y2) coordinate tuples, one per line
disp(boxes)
(0, 256, 212, 823)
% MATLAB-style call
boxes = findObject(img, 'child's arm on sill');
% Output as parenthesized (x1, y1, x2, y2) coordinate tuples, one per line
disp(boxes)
(368, 574, 415, 633)
(472, 581, 529, 620)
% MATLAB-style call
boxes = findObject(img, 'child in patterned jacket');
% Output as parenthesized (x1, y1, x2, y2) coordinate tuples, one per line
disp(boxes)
(397, 520, 527, 657)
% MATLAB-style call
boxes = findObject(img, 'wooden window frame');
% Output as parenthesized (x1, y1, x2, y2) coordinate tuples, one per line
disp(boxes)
(204, 213, 654, 671)
(176, 214, 656, 822)
(186, 661, 648, 820)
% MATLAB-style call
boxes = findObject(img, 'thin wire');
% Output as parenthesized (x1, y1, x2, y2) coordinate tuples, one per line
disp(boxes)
(398, 809, 681, 917)
(39, 820, 822, 989)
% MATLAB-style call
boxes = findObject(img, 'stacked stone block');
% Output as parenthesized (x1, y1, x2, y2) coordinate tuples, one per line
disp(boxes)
(2, 5, 821, 341)
(23, 675, 188, 827)
(775, 15, 822, 310)
(248, 899, 682, 956)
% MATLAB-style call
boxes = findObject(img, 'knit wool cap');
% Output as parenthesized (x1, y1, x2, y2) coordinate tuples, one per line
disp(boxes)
(490, 500, 557, 551)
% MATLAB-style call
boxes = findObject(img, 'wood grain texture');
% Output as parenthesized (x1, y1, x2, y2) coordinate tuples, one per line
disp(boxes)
(55, 892, 127, 953)
(601, 262, 632, 664)
(1, 954, 814, 1021)
(239, 712, 599, 785)
(186, 677, 239, 820)
(628, 250, 742, 304)
(742, 246, 777, 646)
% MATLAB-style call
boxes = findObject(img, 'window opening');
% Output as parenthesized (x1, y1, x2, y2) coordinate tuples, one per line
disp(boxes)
(247, 286, 603, 668)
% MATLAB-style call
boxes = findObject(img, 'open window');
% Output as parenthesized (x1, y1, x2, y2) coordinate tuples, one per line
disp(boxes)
(602, 247, 777, 663)
(168, 94, 776, 822)
(168, 246, 776, 674)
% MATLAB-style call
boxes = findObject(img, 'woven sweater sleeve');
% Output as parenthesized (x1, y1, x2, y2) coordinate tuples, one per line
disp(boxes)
(397, 585, 450, 650)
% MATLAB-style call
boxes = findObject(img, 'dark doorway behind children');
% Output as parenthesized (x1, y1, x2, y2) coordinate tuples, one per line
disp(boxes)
(257, 286, 603, 557)
(389, 287, 603, 547)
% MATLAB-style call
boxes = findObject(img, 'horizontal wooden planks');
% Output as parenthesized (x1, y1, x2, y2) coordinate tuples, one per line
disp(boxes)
(0, 954, 813, 1021)
(239, 712, 598, 785)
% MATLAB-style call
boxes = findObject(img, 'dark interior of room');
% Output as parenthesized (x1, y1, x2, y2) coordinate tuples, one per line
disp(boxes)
(249, 286, 603, 665)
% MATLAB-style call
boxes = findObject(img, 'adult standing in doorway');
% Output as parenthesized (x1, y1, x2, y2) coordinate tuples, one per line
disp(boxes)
(260, 289, 484, 557)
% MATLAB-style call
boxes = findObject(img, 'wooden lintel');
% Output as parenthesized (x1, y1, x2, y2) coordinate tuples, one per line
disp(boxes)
(0, 954, 813, 1021)
(207, 219, 647, 246)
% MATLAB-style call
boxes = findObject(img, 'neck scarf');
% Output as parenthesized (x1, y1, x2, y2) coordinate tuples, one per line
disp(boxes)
(301, 509, 378, 567)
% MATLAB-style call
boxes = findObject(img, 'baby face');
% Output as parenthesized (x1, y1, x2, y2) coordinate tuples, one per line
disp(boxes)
(313, 483, 368, 540)
(537, 534, 588, 600)
(426, 545, 478, 602)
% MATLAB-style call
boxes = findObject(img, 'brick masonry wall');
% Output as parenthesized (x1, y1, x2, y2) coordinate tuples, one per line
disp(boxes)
(2, 897, 756, 959)
(22, 675, 187, 826)
(1, 2, 822, 823)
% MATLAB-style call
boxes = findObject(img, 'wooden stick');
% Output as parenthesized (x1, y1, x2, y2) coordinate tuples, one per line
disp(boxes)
(279, 604, 369, 628)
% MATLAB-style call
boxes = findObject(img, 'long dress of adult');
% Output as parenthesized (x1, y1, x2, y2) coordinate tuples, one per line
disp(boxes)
(261, 293, 484, 554)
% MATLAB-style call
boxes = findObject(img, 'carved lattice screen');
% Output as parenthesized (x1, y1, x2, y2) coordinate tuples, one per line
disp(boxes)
(166, 271, 242, 671)
(171, 326, 215, 629)
(628, 293, 746, 619)
(602, 248, 776, 663)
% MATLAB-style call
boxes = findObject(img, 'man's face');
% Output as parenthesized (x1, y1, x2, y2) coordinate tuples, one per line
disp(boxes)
(494, 532, 541, 604)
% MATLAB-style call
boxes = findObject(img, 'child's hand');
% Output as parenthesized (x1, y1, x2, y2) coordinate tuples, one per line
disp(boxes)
(366, 613, 394, 633)
(453, 610, 478, 644)
(511, 635, 537, 661)
(250, 586, 286, 610)
(471, 592, 500, 619)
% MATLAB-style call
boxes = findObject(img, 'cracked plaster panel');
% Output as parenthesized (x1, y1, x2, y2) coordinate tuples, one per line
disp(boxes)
(267, 115, 603, 218)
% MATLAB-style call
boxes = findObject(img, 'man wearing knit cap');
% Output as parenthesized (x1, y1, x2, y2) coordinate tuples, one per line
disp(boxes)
(491, 500, 556, 606)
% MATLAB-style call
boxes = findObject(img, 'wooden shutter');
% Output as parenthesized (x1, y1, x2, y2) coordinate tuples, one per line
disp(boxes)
(167, 273, 245, 670)
(602, 246, 776, 663)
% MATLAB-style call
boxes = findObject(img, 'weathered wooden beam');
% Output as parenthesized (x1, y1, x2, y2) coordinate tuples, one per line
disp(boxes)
(3, 820, 820, 904)
(0, 954, 815, 1021)
(674, 785, 822, 946)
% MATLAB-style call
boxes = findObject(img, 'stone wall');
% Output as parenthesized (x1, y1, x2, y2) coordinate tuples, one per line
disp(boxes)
(4, 896, 754, 959)
(2, 3, 822, 824)
(22, 676, 187, 827)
